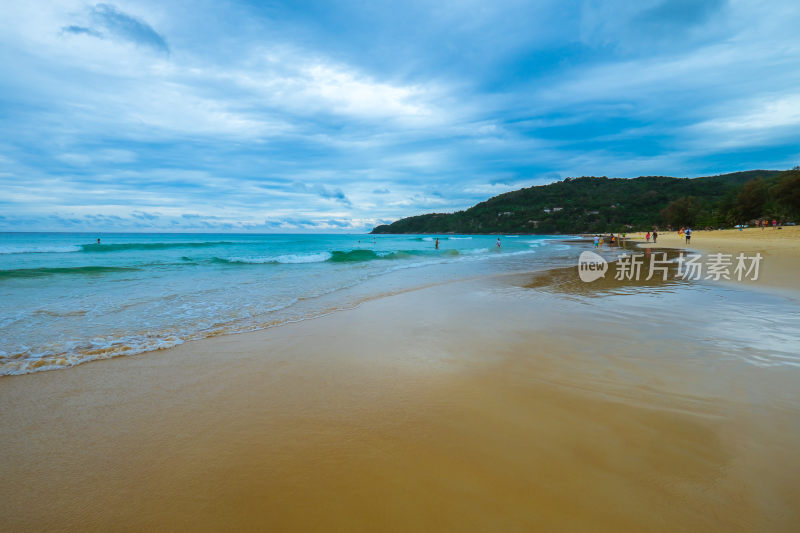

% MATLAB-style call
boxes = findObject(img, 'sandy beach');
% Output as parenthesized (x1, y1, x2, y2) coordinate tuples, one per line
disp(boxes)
(627, 226, 800, 292)
(2, 238, 800, 532)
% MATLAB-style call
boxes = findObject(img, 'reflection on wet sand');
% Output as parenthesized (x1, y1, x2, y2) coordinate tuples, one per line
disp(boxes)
(521, 248, 687, 296)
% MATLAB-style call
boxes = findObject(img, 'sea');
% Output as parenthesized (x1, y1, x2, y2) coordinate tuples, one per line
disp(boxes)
(0, 232, 579, 375)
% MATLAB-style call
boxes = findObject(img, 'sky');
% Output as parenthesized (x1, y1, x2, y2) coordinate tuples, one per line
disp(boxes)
(1, 0, 798, 232)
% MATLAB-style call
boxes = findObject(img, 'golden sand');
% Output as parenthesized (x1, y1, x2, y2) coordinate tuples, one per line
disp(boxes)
(1, 269, 799, 531)
(628, 226, 800, 291)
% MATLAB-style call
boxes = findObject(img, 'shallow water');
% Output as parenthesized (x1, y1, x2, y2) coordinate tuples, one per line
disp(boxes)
(0, 232, 579, 374)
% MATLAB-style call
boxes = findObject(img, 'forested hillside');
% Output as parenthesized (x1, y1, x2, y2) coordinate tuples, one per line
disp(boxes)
(371, 169, 799, 234)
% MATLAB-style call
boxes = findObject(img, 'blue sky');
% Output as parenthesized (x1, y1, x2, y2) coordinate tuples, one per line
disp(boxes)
(1, 0, 798, 232)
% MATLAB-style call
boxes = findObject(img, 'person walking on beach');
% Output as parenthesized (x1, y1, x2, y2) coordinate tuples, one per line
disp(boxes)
(685, 227, 692, 244)
(773, 219, 777, 229)
(652, 230, 658, 243)
(645, 231, 651, 243)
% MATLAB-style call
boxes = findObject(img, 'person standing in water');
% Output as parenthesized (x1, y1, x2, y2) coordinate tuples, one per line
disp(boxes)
(96, 238, 100, 244)
(496, 238, 501, 248)
(435, 238, 439, 250)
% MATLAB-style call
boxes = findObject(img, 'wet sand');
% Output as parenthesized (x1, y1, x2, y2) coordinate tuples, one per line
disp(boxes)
(2, 260, 800, 531)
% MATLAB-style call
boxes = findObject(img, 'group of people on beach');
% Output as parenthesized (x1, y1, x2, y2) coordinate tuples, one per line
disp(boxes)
(592, 233, 625, 248)
(756, 219, 779, 230)
(643, 227, 692, 245)
(644, 230, 659, 244)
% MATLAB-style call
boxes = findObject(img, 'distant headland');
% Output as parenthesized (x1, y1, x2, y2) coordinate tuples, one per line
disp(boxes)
(371, 169, 800, 235)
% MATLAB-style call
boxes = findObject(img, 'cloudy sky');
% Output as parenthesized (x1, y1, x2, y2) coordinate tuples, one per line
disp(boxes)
(1, 0, 798, 232)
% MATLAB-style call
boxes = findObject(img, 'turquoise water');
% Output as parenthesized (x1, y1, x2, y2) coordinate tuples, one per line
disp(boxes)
(0, 233, 574, 375)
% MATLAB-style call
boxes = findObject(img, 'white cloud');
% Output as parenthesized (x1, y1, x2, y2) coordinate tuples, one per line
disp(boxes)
(685, 94, 800, 149)
(697, 94, 800, 132)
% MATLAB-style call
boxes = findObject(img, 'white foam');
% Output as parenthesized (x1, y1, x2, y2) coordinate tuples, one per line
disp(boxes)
(486, 250, 538, 258)
(449, 237, 472, 240)
(0, 336, 187, 376)
(272, 252, 332, 264)
(227, 252, 332, 264)
(461, 248, 490, 255)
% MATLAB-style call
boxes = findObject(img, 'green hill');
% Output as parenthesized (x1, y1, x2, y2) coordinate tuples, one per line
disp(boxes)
(371, 170, 798, 234)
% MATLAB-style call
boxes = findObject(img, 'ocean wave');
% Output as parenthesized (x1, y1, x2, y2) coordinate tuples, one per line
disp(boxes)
(272, 253, 334, 264)
(0, 335, 186, 376)
(413, 236, 476, 241)
(0, 245, 81, 254)
(329, 249, 385, 262)
(496, 250, 538, 257)
(220, 252, 333, 264)
(332, 249, 460, 262)
(0, 265, 140, 280)
(80, 241, 233, 253)
(211, 249, 461, 265)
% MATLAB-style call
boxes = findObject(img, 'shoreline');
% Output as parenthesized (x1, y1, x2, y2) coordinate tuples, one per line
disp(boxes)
(0, 233, 585, 378)
(0, 233, 577, 378)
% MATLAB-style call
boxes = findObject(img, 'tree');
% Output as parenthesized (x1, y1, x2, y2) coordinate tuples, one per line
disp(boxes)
(660, 196, 702, 228)
(733, 178, 769, 222)
(773, 170, 800, 218)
